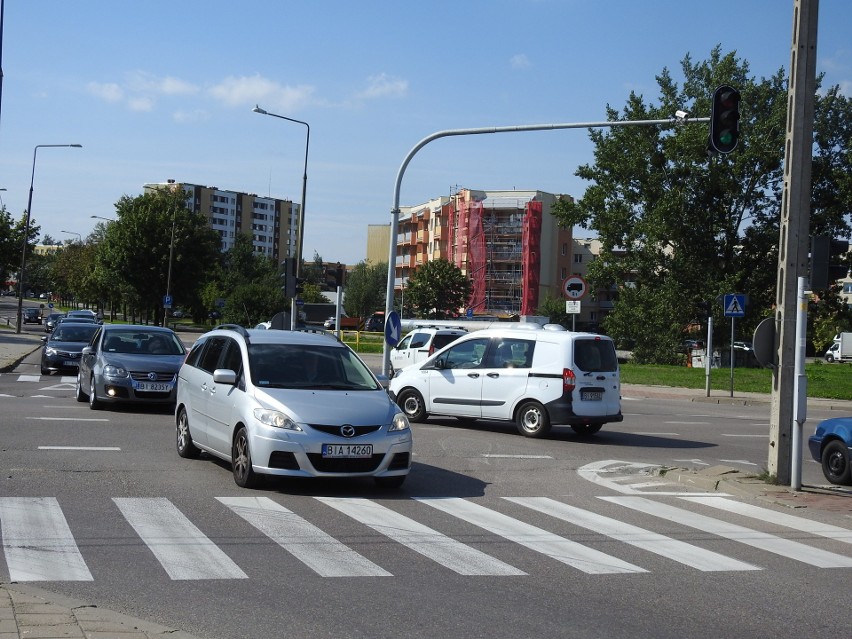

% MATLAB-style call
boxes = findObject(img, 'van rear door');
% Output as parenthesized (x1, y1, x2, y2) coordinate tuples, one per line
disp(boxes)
(571, 337, 620, 418)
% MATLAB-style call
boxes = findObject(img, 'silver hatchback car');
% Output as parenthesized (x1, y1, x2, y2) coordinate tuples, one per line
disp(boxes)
(175, 325, 412, 489)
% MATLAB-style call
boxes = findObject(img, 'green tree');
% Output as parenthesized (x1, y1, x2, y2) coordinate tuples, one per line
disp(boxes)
(96, 189, 220, 324)
(218, 234, 286, 325)
(536, 293, 570, 327)
(552, 46, 851, 363)
(343, 261, 387, 319)
(405, 258, 472, 319)
(0, 208, 40, 290)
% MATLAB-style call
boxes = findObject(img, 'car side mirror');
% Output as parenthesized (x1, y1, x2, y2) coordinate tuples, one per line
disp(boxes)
(81, 346, 94, 356)
(213, 369, 238, 385)
(41, 336, 47, 342)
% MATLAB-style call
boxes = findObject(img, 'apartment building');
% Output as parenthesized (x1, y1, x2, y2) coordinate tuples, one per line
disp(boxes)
(392, 188, 572, 316)
(143, 180, 298, 260)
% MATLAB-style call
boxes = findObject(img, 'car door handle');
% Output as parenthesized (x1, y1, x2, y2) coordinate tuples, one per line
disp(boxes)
(487, 372, 500, 378)
(468, 373, 480, 378)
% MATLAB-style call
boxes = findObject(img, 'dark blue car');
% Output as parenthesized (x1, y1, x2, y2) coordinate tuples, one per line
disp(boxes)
(808, 417, 852, 485)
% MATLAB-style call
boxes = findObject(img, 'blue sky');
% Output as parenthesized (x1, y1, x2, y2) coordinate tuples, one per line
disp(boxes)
(1, 0, 850, 265)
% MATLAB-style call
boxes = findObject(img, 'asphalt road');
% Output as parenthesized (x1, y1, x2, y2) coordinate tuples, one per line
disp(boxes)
(1, 341, 851, 639)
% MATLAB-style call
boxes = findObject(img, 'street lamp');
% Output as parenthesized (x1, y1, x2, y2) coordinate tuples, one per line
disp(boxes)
(253, 104, 309, 330)
(60, 230, 81, 243)
(90, 214, 114, 222)
(17, 143, 82, 333)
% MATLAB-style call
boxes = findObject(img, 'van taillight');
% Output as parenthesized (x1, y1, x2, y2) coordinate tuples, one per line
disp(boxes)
(563, 368, 576, 392)
(429, 345, 435, 356)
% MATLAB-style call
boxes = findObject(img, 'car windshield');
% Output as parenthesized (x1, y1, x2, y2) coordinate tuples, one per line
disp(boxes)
(50, 325, 99, 342)
(248, 343, 379, 390)
(102, 331, 186, 355)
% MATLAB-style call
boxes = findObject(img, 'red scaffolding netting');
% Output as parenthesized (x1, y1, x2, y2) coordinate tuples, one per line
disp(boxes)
(467, 200, 486, 312)
(521, 201, 542, 315)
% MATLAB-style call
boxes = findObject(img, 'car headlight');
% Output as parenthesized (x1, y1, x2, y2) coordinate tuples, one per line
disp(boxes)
(45, 347, 58, 356)
(389, 412, 410, 432)
(253, 408, 302, 431)
(103, 365, 128, 378)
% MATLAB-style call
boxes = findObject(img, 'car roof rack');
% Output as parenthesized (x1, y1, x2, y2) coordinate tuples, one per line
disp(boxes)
(214, 324, 251, 342)
(296, 326, 343, 343)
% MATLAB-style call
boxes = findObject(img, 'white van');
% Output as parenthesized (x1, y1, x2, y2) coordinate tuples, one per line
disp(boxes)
(388, 324, 622, 437)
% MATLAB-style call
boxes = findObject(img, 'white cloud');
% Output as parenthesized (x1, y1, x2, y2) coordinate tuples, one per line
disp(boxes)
(125, 71, 199, 96)
(87, 82, 124, 102)
(356, 73, 408, 99)
(208, 74, 316, 111)
(510, 54, 531, 70)
(127, 96, 154, 112)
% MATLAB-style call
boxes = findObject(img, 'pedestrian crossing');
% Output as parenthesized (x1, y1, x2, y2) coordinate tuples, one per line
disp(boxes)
(1, 494, 850, 582)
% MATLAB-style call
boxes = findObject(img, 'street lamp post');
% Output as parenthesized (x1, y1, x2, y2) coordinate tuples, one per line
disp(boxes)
(90, 215, 114, 222)
(252, 105, 309, 330)
(164, 206, 177, 326)
(16, 144, 82, 333)
(60, 230, 81, 243)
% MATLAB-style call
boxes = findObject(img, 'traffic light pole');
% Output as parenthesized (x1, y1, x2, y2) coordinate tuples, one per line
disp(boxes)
(768, 0, 818, 485)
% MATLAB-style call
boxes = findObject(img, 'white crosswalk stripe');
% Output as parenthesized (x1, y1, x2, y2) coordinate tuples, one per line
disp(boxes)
(317, 496, 525, 576)
(601, 496, 852, 568)
(504, 497, 759, 572)
(217, 496, 390, 577)
(113, 497, 247, 580)
(416, 497, 646, 574)
(0, 495, 850, 582)
(0, 497, 93, 581)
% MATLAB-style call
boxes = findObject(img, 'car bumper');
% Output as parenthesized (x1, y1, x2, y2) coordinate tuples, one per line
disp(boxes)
(249, 428, 413, 478)
(807, 435, 822, 462)
(93, 375, 178, 404)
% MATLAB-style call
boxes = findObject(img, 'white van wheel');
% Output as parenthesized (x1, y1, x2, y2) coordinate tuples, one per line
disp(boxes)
(571, 423, 603, 436)
(516, 401, 551, 438)
(398, 389, 428, 422)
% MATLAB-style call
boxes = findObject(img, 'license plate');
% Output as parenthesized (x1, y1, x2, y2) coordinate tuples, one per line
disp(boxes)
(322, 444, 373, 458)
(133, 381, 173, 392)
(581, 391, 602, 401)
(62, 360, 79, 367)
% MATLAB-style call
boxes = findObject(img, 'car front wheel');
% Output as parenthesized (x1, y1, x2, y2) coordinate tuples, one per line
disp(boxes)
(397, 388, 428, 422)
(75, 373, 87, 402)
(821, 440, 851, 485)
(88, 376, 101, 410)
(176, 408, 200, 459)
(232, 427, 258, 488)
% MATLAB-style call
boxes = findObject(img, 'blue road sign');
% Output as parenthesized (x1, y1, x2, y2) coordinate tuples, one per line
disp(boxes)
(384, 310, 402, 346)
(723, 294, 746, 318)
(163, 294, 173, 309)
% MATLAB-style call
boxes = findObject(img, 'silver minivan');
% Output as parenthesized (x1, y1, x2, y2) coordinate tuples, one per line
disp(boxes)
(388, 324, 622, 437)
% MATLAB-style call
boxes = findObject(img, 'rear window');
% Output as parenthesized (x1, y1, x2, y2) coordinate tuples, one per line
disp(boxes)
(432, 333, 464, 350)
(574, 339, 618, 372)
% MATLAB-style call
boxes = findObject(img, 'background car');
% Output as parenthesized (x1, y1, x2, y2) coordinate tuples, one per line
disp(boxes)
(75, 325, 186, 410)
(66, 309, 99, 322)
(175, 325, 412, 488)
(808, 416, 852, 485)
(22, 308, 42, 324)
(390, 327, 467, 375)
(40, 323, 101, 375)
(43, 312, 67, 332)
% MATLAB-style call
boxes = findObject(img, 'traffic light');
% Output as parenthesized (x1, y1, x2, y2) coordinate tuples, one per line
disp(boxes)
(709, 85, 741, 154)
(810, 235, 849, 290)
(280, 258, 296, 298)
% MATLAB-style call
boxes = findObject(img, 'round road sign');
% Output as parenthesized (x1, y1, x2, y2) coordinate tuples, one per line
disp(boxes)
(563, 275, 588, 300)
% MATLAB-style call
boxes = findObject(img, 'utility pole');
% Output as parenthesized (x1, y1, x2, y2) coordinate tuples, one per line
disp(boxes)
(768, 0, 819, 484)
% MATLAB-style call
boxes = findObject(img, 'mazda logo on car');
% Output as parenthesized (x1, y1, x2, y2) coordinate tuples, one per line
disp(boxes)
(340, 424, 356, 438)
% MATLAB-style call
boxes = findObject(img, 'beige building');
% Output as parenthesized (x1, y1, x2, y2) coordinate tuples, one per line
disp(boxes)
(143, 180, 298, 260)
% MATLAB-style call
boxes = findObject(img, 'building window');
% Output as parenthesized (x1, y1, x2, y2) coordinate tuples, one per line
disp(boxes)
(562, 243, 568, 256)
(561, 267, 567, 279)
(574, 254, 583, 263)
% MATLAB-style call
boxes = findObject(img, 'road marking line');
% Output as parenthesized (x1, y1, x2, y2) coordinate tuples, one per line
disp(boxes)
(318, 497, 524, 576)
(220, 496, 390, 577)
(679, 496, 852, 545)
(417, 497, 646, 574)
(481, 454, 553, 459)
(718, 459, 759, 466)
(39, 446, 120, 451)
(602, 496, 852, 568)
(0, 497, 93, 581)
(506, 497, 758, 572)
(28, 417, 109, 422)
(633, 432, 680, 436)
(17, 375, 40, 382)
(722, 434, 770, 438)
(114, 498, 247, 580)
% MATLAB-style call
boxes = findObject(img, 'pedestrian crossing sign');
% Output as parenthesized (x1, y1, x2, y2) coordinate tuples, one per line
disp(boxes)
(724, 294, 746, 317)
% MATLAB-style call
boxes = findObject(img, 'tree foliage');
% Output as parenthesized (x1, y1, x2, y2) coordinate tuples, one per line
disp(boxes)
(552, 46, 852, 363)
(96, 189, 221, 323)
(343, 261, 387, 319)
(406, 258, 472, 319)
(0, 207, 40, 288)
